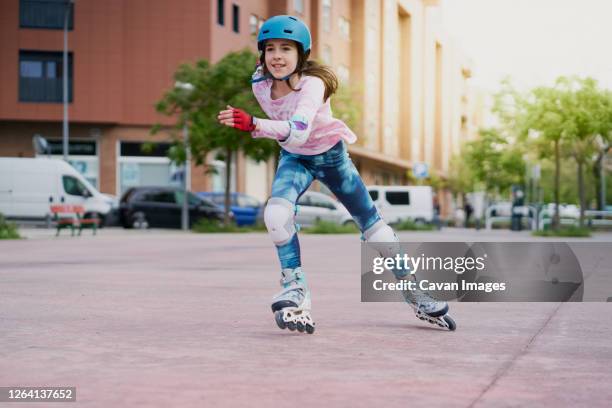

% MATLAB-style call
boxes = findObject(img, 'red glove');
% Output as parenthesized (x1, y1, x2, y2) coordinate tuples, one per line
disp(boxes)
(231, 107, 256, 132)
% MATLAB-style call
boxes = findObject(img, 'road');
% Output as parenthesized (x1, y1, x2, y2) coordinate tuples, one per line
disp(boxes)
(1, 227, 611, 407)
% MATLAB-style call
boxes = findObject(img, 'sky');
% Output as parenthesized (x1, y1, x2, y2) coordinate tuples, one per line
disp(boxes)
(440, 0, 612, 93)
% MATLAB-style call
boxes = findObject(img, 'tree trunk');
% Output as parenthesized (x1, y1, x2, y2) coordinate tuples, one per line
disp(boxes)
(224, 147, 232, 226)
(578, 160, 585, 228)
(593, 153, 603, 210)
(553, 139, 560, 230)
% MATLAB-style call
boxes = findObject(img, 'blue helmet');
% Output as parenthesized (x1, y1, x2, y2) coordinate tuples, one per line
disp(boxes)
(257, 15, 311, 53)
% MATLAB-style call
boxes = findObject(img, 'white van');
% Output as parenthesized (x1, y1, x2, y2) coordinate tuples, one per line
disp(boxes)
(0, 158, 112, 223)
(367, 185, 434, 224)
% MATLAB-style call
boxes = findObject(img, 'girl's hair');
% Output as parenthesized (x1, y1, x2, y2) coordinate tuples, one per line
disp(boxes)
(259, 43, 338, 102)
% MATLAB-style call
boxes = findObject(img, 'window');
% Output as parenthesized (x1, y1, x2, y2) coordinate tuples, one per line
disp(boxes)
(175, 191, 204, 206)
(339, 16, 350, 40)
(337, 65, 349, 83)
(118, 142, 175, 196)
(145, 191, 176, 204)
(322, 45, 332, 65)
(322, 0, 332, 32)
(315, 196, 336, 210)
(48, 140, 96, 156)
(237, 195, 260, 208)
(386, 191, 410, 205)
(294, 0, 304, 14)
(232, 4, 239, 33)
(46, 140, 99, 187)
(120, 142, 171, 157)
(249, 16, 266, 37)
(20, 0, 74, 30)
(217, 0, 224, 25)
(249, 14, 258, 36)
(19, 50, 73, 103)
(207, 194, 227, 206)
(368, 190, 379, 201)
(62, 175, 89, 197)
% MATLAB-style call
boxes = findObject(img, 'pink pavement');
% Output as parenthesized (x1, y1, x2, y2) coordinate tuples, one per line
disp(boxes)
(1, 229, 611, 407)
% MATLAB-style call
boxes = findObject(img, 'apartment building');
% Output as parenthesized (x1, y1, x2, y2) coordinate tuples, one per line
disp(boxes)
(0, 0, 481, 214)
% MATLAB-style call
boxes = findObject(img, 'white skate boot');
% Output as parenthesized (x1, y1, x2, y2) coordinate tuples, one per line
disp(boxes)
(402, 276, 456, 331)
(271, 267, 315, 334)
(363, 219, 457, 331)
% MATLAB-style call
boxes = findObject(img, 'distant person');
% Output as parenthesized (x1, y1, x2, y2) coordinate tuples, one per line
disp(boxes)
(511, 190, 525, 231)
(217, 15, 455, 333)
(433, 194, 442, 230)
(464, 200, 473, 228)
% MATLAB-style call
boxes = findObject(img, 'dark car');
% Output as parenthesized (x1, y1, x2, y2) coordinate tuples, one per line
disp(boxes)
(197, 192, 261, 226)
(119, 186, 227, 229)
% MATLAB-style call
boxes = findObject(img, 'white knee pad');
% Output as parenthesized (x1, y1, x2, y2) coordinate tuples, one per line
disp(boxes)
(363, 220, 410, 278)
(363, 220, 398, 245)
(264, 197, 297, 246)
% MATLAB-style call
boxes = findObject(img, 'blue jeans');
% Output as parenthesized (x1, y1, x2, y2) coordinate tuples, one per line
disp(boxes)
(270, 141, 381, 269)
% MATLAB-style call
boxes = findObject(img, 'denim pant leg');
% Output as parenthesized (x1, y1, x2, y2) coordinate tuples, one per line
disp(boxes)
(315, 142, 381, 233)
(269, 151, 314, 270)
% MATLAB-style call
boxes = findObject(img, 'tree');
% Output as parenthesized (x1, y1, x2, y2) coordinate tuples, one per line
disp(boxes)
(463, 128, 525, 197)
(331, 82, 363, 135)
(152, 50, 278, 226)
(520, 77, 612, 227)
(447, 152, 476, 198)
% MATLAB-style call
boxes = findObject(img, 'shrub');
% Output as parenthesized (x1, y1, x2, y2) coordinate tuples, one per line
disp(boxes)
(0, 213, 20, 239)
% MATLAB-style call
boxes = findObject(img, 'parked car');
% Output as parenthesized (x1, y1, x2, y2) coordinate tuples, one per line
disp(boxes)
(256, 191, 353, 228)
(119, 186, 227, 229)
(367, 185, 434, 225)
(296, 191, 353, 227)
(0, 157, 113, 226)
(197, 192, 261, 226)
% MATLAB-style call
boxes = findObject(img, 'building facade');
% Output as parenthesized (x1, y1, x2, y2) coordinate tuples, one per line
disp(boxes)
(0, 0, 481, 215)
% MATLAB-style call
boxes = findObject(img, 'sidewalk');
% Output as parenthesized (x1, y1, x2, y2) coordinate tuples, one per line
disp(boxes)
(1, 229, 611, 407)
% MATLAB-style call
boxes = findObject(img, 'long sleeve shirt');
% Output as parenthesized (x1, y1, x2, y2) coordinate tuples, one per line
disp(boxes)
(250, 66, 357, 155)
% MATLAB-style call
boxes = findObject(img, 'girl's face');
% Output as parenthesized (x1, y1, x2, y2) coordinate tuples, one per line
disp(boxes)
(264, 39, 299, 79)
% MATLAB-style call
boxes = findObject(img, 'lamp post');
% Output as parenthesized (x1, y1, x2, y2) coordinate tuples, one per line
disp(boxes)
(62, 0, 73, 162)
(174, 81, 194, 231)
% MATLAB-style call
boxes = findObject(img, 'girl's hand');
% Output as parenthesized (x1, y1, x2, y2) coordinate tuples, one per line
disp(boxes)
(217, 105, 256, 132)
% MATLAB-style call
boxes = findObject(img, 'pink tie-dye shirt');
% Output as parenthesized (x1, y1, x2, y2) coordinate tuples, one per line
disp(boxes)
(250, 66, 357, 155)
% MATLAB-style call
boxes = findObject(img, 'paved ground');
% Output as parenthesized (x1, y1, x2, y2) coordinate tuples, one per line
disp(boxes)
(1, 227, 612, 407)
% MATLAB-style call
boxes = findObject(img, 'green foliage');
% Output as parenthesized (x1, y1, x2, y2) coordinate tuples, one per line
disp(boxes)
(447, 152, 476, 195)
(302, 220, 359, 234)
(192, 219, 267, 233)
(392, 219, 435, 231)
(532, 226, 591, 237)
(463, 128, 526, 196)
(0, 214, 20, 239)
(331, 83, 363, 135)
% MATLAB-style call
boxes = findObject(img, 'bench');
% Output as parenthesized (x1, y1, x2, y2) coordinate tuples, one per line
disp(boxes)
(50, 204, 99, 236)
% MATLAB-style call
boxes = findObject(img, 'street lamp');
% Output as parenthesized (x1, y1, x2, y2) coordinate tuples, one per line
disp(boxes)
(62, 0, 74, 162)
(174, 81, 194, 231)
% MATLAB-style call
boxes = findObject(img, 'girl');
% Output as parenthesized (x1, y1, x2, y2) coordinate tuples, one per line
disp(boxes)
(217, 15, 455, 334)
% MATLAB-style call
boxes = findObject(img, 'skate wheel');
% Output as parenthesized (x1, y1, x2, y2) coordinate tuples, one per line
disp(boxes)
(296, 322, 305, 333)
(305, 324, 315, 334)
(275, 311, 286, 330)
(287, 321, 297, 331)
(443, 315, 457, 331)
